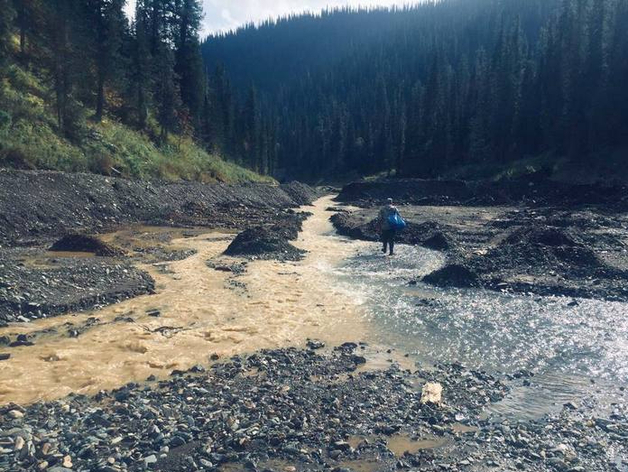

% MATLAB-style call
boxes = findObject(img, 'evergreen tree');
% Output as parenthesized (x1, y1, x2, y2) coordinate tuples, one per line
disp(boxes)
(173, 0, 204, 131)
(88, 0, 127, 122)
(0, 0, 14, 61)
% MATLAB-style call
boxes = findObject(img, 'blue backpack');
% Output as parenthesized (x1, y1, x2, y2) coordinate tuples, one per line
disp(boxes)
(388, 212, 407, 231)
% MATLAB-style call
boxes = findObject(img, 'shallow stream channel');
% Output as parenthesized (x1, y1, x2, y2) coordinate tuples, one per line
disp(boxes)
(1, 196, 627, 424)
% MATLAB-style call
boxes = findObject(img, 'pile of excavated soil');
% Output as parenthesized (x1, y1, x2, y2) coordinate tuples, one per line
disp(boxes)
(49, 234, 126, 257)
(224, 213, 309, 261)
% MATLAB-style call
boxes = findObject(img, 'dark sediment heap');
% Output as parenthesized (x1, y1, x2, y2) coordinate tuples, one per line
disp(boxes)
(0, 345, 624, 472)
(49, 234, 126, 257)
(224, 213, 309, 261)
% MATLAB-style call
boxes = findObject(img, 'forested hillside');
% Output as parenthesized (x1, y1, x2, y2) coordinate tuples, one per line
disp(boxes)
(202, 0, 628, 180)
(0, 0, 270, 183)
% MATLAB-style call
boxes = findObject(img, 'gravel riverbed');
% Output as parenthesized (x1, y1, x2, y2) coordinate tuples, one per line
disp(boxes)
(1, 343, 625, 472)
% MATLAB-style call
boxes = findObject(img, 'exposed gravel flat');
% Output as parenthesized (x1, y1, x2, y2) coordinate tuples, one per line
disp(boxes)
(2, 344, 625, 472)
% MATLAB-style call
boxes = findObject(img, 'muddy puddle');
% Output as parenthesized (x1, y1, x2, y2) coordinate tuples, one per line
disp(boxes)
(0, 196, 373, 405)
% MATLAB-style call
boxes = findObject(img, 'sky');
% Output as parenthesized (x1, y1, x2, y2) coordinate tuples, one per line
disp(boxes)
(125, 1, 414, 36)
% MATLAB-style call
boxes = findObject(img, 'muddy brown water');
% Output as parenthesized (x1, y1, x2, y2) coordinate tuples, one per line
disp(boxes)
(0, 196, 374, 405)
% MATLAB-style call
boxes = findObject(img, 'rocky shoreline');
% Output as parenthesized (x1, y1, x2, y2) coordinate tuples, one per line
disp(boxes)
(0, 344, 625, 472)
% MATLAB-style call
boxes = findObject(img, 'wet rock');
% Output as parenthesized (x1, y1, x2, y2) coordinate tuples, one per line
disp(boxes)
(306, 340, 325, 350)
(0, 353, 9, 361)
(8, 410, 24, 419)
(423, 264, 479, 288)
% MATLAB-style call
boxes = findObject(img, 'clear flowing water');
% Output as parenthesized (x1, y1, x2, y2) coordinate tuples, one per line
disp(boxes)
(330, 242, 628, 418)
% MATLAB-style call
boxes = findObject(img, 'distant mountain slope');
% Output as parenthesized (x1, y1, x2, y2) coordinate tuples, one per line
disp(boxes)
(201, 0, 628, 181)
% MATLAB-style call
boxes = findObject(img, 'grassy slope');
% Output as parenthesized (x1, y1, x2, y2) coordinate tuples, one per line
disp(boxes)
(0, 43, 272, 184)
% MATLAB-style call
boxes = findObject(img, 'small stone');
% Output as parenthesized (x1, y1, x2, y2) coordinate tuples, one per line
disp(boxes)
(9, 410, 24, 419)
(14, 436, 25, 451)
(144, 454, 158, 465)
(62, 455, 73, 468)
(421, 382, 443, 404)
(333, 441, 351, 451)
(306, 339, 325, 349)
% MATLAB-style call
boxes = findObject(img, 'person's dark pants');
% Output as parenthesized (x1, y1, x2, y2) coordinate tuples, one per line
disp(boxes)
(381, 229, 396, 255)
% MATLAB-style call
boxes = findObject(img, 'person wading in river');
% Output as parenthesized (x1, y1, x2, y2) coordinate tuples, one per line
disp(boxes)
(378, 198, 402, 256)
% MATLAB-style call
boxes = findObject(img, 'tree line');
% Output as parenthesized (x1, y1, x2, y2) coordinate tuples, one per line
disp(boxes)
(0, 0, 271, 173)
(203, 0, 628, 180)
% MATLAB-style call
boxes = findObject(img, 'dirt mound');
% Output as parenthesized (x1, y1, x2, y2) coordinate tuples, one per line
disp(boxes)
(504, 226, 578, 247)
(407, 221, 454, 251)
(224, 213, 308, 261)
(492, 225, 602, 272)
(225, 227, 305, 261)
(422, 232, 452, 251)
(49, 234, 126, 257)
(423, 264, 479, 288)
(330, 212, 379, 241)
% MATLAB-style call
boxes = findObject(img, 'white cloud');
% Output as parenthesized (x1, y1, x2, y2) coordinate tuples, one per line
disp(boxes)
(125, 0, 415, 36)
